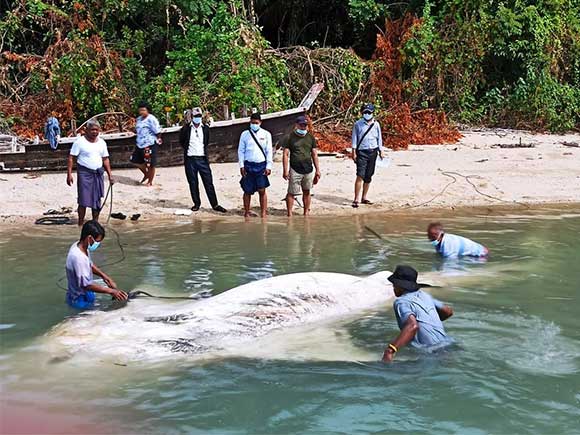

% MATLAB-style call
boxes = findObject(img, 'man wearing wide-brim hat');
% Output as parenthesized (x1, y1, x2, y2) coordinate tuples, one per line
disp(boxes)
(383, 265, 455, 362)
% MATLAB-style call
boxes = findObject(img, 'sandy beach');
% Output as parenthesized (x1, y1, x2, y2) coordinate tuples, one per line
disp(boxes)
(1, 128, 579, 226)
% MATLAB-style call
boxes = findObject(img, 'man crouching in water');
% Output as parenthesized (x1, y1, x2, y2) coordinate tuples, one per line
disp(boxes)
(65, 220, 128, 309)
(428, 222, 489, 258)
(383, 265, 454, 362)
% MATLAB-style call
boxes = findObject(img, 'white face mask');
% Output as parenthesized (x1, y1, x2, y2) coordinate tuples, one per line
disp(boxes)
(363, 113, 373, 121)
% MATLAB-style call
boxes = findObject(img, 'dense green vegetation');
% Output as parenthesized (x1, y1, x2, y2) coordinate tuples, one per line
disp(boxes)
(1, 0, 578, 135)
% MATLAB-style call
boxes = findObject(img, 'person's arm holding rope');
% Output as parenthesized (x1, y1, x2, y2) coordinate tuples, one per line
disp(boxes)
(90, 263, 127, 301)
(85, 279, 128, 301)
(103, 156, 114, 185)
(92, 263, 118, 290)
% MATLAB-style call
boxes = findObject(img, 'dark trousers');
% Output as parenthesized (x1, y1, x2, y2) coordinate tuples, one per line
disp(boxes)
(184, 156, 218, 208)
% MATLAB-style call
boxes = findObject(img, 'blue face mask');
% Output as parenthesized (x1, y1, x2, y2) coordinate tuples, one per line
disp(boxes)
(363, 113, 373, 121)
(250, 123, 261, 132)
(295, 128, 307, 136)
(192, 116, 202, 124)
(88, 238, 101, 252)
(430, 239, 440, 247)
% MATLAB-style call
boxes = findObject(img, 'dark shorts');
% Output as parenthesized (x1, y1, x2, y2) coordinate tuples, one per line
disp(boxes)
(356, 148, 378, 183)
(130, 144, 158, 167)
(240, 161, 270, 195)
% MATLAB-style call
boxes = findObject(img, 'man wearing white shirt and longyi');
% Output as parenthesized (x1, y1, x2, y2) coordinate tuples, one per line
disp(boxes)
(66, 120, 114, 226)
(179, 107, 227, 213)
(237, 112, 273, 218)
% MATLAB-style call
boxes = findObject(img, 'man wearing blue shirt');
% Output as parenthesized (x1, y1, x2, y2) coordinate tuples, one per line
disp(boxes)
(351, 103, 383, 208)
(383, 265, 454, 362)
(131, 102, 162, 186)
(238, 113, 273, 218)
(427, 222, 489, 258)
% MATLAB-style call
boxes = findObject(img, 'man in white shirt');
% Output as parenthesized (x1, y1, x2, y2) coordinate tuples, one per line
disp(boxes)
(427, 222, 489, 258)
(179, 107, 227, 213)
(66, 120, 114, 226)
(237, 113, 273, 218)
(66, 220, 127, 309)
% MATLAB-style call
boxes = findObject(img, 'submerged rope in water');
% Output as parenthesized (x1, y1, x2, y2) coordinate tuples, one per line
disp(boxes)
(129, 290, 209, 300)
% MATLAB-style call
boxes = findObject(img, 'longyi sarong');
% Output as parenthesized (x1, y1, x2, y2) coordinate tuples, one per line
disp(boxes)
(240, 161, 270, 195)
(77, 164, 105, 210)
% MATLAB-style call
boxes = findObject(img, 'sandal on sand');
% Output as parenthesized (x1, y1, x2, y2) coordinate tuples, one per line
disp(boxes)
(352, 201, 359, 208)
(361, 199, 373, 205)
(130, 214, 141, 221)
(111, 212, 127, 220)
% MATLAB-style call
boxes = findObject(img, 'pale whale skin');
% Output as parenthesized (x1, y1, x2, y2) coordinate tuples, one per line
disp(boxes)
(46, 272, 394, 362)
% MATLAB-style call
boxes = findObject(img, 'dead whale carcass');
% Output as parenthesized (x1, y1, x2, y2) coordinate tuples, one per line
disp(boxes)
(46, 271, 394, 363)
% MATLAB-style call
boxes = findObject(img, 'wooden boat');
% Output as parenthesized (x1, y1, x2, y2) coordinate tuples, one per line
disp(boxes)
(0, 84, 323, 172)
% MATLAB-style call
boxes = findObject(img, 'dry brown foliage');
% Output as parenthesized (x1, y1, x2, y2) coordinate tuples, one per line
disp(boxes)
(314, 14, 461, 153)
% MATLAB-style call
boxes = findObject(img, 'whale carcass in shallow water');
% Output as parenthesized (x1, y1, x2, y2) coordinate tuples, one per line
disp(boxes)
(46, 271, 395, 363)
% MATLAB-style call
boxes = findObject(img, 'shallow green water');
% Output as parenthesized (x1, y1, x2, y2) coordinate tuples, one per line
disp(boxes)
(1, 208, 580, 434)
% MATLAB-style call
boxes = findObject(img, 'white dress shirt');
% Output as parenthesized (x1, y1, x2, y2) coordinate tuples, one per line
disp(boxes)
(187, 124, 205, 157)
(237, 128, 273, 169)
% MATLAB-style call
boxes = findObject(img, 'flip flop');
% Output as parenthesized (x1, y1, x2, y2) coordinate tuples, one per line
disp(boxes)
(361, 199, 373, 205)
(352, 201, 359, 208)
(130, 214, 141, 221)
(111, 212, 127, 220)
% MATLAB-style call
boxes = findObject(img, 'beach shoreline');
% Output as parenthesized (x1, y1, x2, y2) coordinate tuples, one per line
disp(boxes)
(1, 128, 579, 228)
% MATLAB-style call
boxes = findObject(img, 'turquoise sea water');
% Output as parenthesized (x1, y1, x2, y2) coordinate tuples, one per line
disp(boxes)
(1, 207, 579, 433)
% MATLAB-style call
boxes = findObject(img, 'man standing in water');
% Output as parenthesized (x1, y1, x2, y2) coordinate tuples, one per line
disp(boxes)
(383, 265, 454, 362)
(427, 222, 489, 258)
(179, 107, 227, 213)
(238, 113, 273, 218)
(351, 103, 383, 208)
(67, 119, 114, 226)
(281, 115, 321, 216)
(65, 220, 127, 309)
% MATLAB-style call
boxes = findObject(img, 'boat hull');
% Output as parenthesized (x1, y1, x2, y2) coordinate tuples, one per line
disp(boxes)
(0, 108, 304, 171)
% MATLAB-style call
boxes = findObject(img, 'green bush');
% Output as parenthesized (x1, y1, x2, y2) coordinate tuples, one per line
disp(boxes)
(400, 0, 580, 131)
(149, 3, 292, 124)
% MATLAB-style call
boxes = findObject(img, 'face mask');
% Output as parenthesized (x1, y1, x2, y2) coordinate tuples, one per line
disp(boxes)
(430, 239, 440, 247)
(363, 113, 373, 121)
(295, 128, 307, 136)
(250, 123, 261, 132)
(88, 237, 101, 252)
(192, 116, 202, 124)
